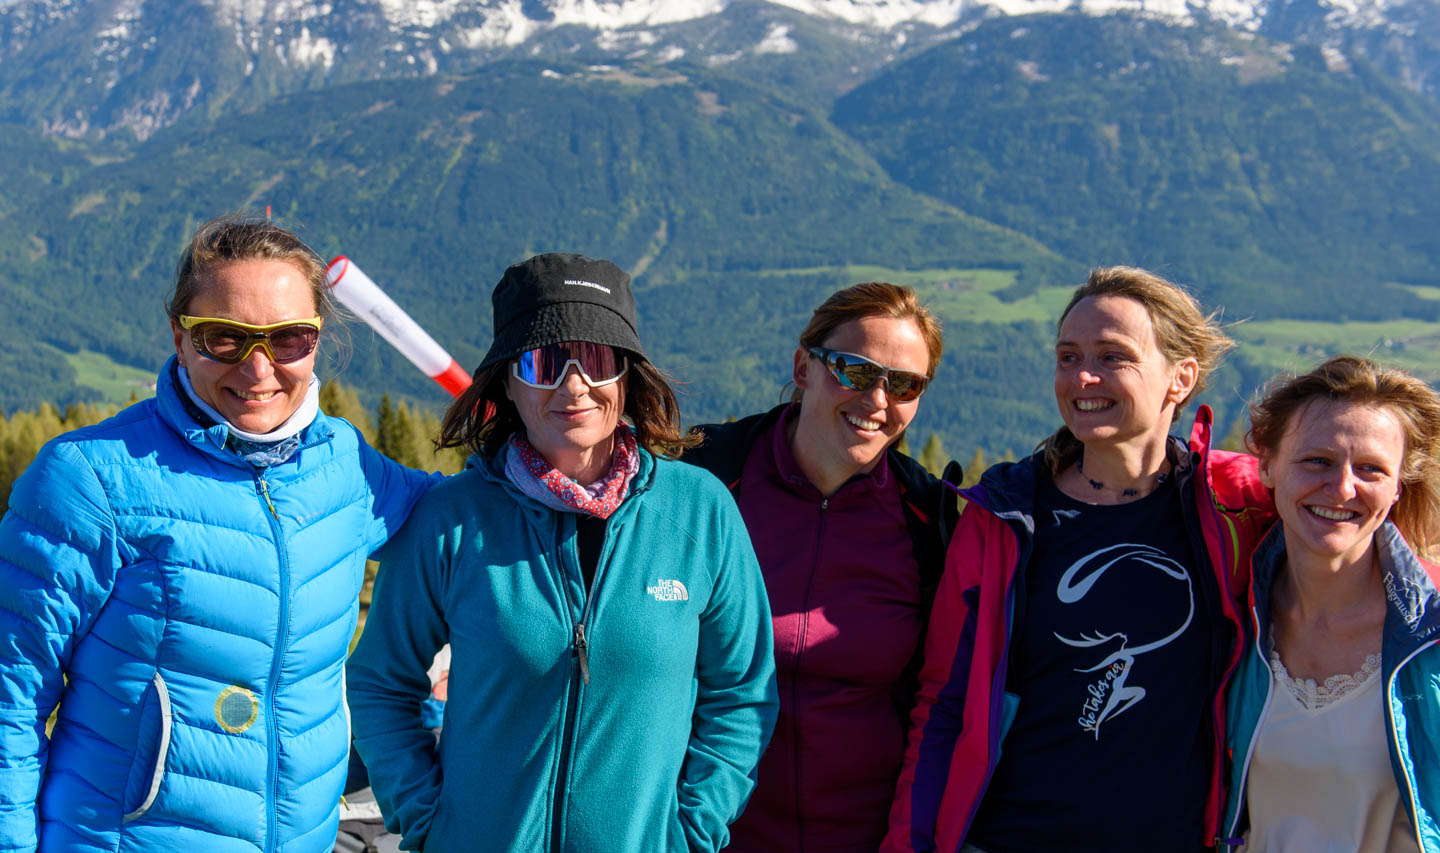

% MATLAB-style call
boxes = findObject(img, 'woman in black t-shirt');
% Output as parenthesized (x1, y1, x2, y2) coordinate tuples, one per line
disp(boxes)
(885, 266, 1275, 853)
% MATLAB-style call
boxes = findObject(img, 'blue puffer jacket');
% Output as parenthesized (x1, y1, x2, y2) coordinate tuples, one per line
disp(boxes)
(1222, 521, 1440, 851)
(0, 358, 435, 853)
(347, 447, 778, 853)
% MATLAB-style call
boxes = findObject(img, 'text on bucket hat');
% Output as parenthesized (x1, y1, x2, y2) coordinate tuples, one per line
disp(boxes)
(478, 253, 644, 371)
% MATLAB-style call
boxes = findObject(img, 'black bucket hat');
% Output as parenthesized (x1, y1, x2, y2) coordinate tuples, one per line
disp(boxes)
(477, 252, 644, 371)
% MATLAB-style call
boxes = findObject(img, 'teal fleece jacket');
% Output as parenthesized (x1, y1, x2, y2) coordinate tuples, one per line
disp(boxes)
(346, 447, 778, 853)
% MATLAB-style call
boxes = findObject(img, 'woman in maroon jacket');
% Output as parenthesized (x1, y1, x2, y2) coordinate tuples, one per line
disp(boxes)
(686, 282, 959, 852)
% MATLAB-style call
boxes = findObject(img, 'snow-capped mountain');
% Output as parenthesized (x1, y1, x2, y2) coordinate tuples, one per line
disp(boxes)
(0, 0, 1435, 138)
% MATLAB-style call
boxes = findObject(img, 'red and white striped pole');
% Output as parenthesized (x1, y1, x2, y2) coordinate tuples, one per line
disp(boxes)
(324, 256, 472, 398)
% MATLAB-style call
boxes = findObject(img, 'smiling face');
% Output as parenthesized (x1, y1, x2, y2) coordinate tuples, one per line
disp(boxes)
(791, 314, 930, 493)
(171, 258, 320, 435)
(506, 359, 626, 483)
(1259, 399, 1405, 570)
(1054, 294, 1198, 456)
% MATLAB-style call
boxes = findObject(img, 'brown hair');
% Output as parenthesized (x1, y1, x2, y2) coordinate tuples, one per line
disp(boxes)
(166, 214, 335, 323)
(1247, 356, 1440, 554)
(1039, 266, 1235, 474)
(790, 281, 943, 404)
(437, 354, 699, 460)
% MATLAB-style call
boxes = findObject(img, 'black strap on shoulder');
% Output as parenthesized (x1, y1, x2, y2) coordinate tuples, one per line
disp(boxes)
(681, 405, 789, 493)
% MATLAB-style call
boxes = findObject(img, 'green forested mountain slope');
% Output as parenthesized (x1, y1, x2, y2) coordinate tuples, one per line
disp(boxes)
(832, 14, 1440, 320)
(5, 13, 1440, 457)
(0, 59, 1076, 454)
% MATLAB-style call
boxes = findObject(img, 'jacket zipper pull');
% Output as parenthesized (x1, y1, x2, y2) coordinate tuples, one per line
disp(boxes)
(257, 478, 278, 519)
(574, 623, 591, 685)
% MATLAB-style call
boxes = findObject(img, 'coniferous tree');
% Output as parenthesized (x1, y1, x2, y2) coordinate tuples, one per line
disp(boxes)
(1218, 414, 1250, 454)
(408, 405, 467, 475)
(318, 379, 376, 445)
(375, 393, 405, 463)
(962, 447, 987, 488)
(916, 433, 948, 478)
(0, 402, 120, 510)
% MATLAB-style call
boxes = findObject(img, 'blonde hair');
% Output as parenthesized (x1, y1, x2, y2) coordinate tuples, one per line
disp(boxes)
(1248, 356, 1440, 554)
(167, 214, 333, 322)
(1039, 266, 1234, 475)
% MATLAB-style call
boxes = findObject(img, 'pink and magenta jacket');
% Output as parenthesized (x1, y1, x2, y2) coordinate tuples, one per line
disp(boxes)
(884, 407, 1274, 853)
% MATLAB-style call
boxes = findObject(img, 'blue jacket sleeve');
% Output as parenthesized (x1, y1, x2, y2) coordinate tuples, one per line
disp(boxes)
(677, 491, 779, 853)
(353, 429, 445, 561)
(0, 440, 121, 851)
(345, 498, 451, 850)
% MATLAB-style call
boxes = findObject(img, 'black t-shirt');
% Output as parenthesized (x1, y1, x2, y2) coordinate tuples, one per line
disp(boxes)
(967, 472, 1216, 853)
(576, 514, 607, 591)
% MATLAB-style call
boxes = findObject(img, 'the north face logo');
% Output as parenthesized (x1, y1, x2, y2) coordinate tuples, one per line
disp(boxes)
(647, 579, 689, 601)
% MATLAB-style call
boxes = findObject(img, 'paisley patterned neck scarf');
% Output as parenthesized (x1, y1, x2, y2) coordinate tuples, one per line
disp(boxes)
(504, 422, 639, 519)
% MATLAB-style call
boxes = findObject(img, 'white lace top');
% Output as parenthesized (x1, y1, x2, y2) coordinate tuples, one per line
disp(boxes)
(1240, 632, 1419, 853)
(1267, 639, 1382, 712)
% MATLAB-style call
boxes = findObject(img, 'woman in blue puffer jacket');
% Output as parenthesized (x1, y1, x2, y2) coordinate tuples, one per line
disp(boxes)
(0, 216, 436, 853)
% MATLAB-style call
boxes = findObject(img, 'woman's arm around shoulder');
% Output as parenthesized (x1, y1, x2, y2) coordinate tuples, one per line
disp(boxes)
(0, 438, 123, 850)
(346, 475, 468, 849)
(348, 421, 448, 558)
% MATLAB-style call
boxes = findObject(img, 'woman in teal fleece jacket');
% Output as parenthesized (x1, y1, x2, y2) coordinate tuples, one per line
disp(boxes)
(346, 253, 778, 853)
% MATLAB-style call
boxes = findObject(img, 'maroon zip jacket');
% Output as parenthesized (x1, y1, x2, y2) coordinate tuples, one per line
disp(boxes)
(686, 405, 959, 852)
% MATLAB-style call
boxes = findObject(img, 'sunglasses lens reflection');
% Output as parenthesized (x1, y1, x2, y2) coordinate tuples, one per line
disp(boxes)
(516, 343, 624, 388)
(833, 357, 884, 392)
(816, 348, 928, 403)
(886, 373, 927, 402)
(199, 327, 251, 360)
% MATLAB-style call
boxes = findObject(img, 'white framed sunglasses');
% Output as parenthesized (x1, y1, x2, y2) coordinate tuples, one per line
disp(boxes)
(511, 342, 629, 390)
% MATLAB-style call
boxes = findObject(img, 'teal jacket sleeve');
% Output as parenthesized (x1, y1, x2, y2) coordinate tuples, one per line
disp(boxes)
(0, 441, 121, 851)
(677, 491, 779, 852)
(354, 427, 445, 561)
(346, 497, 451, 850)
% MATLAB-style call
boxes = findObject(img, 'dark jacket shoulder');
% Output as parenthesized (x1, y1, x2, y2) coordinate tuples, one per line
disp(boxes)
(684, 404, 961, 572)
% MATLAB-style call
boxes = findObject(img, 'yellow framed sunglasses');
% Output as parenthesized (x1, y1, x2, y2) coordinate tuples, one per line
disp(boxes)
(178, 315, 324, 364)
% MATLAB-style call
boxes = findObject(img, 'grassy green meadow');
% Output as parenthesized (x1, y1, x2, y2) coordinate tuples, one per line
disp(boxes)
(64, 351, 157, 405)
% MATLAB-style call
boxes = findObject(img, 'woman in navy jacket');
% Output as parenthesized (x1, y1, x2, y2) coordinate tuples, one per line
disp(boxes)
(886, 267, 1273, 853)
